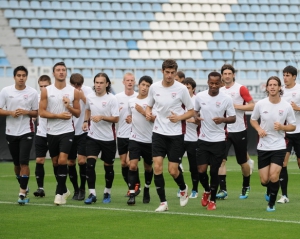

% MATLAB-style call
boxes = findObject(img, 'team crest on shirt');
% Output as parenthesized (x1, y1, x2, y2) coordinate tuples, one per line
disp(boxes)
(63, 94, 69, 98)
(171, 93, 176, 99)
(292, 92, 297, 97)
(230, 92, 235, 97)
(23, 95, 28, 100)
(279, 110, 284, 116)
(143, 104, 147, 109)
(216, 102, 221, 108)
(102, 102, 107, 107)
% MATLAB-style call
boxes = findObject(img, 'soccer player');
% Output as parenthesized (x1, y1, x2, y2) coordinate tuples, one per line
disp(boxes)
(195, 72, 236, 210)
(39, 62, 81, 205)
(33, 75, 51, 198)
(216, 64, 255, 200)
(127, 76, 155, 205)
(277, 66, 300, 204)
(83, 73, 119, 204)
(175, 71, 185, 83)
(0, 66, 38, 204)
(68, 73, 93, 201)
(250, 76, 296, 212)
(115, 73, 140, 196)
(146, 59, 194, 212)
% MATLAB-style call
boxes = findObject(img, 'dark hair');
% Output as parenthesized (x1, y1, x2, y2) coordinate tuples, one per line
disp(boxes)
(53, 62, 66, 72)
(138, 75, 153, 85)
(283, 65, 297, 76)
(221, 64, 235, 74)
(13, 66, 28, 77)
(38, 75, 51, 84)
(182, 77, 196, 89)
(162, 59, 178, 71)
(70, 73, 84, 85)
(265, 76, 283, 96)
(208, 71, 222, 81)
(176, 71, 185, 79)
(93, 72, 111, 94)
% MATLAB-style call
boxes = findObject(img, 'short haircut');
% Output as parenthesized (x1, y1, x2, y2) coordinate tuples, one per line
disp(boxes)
(182, 77, 196, 89)
(52, 62, 66, 72)
(38, 75, 51, 84)
(283, 65, 297, 76)
(13, 66, 28, 77)
(208, 71, 222, 81)
(176, 71, 185, 79)
(138, 75, 153, 85)
(93, 72, 111, 94)
(162, 59, 178, 71)
(70, 73, 84, 85)
(123, 72, 135, 81)
(221, 64, 235, 74)
(266, 76, 283, 96)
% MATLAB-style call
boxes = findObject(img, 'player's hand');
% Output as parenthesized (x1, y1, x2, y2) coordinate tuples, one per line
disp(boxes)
(146, 112, 152, 121)
(125, 115, 132, 124)
(212, 117, 224, 124)
(257, 128, 267, 137)
(91, 115, 103, 123)
(15, 109, 28, 116)
(135, 103, 145, 115)
(274, 122, 282, 131)
(63, 96, 70, 108)
(291, 101, 298, 110)
(82, 122, 88, 131)
(59, 112, 72, 119)
(167, 111, 180, 123)
(11, 110, 19, 118)
(119, 107, 123, 112)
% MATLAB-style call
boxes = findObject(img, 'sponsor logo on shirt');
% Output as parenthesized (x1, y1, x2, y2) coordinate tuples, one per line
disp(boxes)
(279, 110, 284, 116)
(156, 94, 160, 96)
(9, 96, 14, 98)
(171, 93, 177, 99)
(263, 111, 268, 114)
(50, 95, 55, 97)
(201, 103, 206, 105)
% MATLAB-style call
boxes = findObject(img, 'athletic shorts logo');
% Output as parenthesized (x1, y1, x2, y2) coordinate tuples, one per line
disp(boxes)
(23, 95, 28, 100)
(279, 110, 283, 116)
(216, 102, 221, 108)
(102, 102, 107, 107)
(171, 93, 177, 99)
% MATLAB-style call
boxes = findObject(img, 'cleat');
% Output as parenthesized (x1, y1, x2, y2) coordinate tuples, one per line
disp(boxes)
(201, 191, 211, 207)
(134, 183, 141, 197)
(72, 191, 79, 200)
(207, 201, 216, 210)
(155, 202, 168, 212)
(265, 193, 270, 202)
(77, 189, 85, 201)
(33, 188, 45, 197)
(179, 163, 184, 172)
(176, 189, 180, 198)
(239, 187, 250, 199)
(18, 195, 29, 205)
(277, 195, 289, 204)
(248, 159, 254, 175)
(179, 184, 189, 207)
(189, 190, 198, 199)
(143, 187, 150, 204)
(62, 189, 70, 201)
(54, 194, 63, 205)
(216, 190, 228, 200)
(267, 205, 275, 212)
(127, 194, 135, 205)
(102, 193, 111, 204)
(84, 193, 97, 204)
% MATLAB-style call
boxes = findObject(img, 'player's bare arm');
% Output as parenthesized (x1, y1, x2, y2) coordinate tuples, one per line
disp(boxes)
(234, 100, 255, 111)
(64, 89, 81, 118)
(250, 119, 267, 138)
(213, 115, 236, 125)
(274, 122, 296, 132)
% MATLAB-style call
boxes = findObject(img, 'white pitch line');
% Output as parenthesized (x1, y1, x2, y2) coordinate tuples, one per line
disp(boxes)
(0, 201, 299, 224)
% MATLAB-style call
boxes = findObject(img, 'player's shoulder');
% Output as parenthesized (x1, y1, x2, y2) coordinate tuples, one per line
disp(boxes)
(25, 85, 38, 93)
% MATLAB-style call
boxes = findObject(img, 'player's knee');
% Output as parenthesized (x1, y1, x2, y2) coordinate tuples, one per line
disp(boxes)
(86, 158, 96, 171)
(68, 160, 76, 166)
(19, 159, 29, 166)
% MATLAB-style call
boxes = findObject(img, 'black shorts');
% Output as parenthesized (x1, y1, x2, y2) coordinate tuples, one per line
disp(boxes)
(257, 149, 286, 169)
(35, 135, 48, 158)
(225, 130, 248, 164)
(181, 141, 198, 174)
(6, 132, 34, 166)
(128, 140, 153, 166)
(47, 131, 75, 158)
(86, 136, 116, 164)
(68, 133, 87, 160)
(286, 133, 300, 158)
(196, 139, 225, 169)
(117, 137, 129, 155)
(152, 132, 184, 163)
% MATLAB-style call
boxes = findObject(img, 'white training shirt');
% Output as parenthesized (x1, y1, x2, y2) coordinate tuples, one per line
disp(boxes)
(73, 85, 94, 136)
(251, 97, 296, 151)
(220, 82, 253, 132)
(147, 80, 194, 136)
(0, 85, 38, 136)
(86, 92, 119, 141)
(281, 84, 300, 134)
(36, 94, 47, 137)
(115, 91, 138, 138)
(195, 90, 236, 142)
(46, 84, 75, 135)
(184, 95, 199, 142)
(128, 96, 155, 143)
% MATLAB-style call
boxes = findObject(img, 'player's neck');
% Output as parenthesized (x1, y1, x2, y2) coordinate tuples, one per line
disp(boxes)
(268, 95, 281, 104)
(15, 84, 26, 90)
(124, 89, 134, 96)
(285, 83, 296, 89)
(225, 81, 234, 88)
(54, 80, 66, 89)
(162, 79, 174, 87)
(96, 91, 106, 97)
(137, 94, 147, 99)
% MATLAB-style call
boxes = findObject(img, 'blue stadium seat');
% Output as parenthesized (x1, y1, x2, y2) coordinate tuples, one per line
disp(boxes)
(271, 42, 281, 50)
(32, 58, 43, 66)
(254, 32, 264, 41)
(52, 39, 62, 48)
(127, 40, 138, 50)
(91, 20, 100, 29)
(234, 32, 244, 41)
(241, 4, 250, 13)
(212, 51, 223, 59)
(73, 39, 84, 48)
(90, 30, 100, 39)
(205, 60, 215, 68)
(219, 23, 229, 31)
(96, 40, 106, 48)
(15, 28, 25, 37)
(213, 32, 223, 41)
(235, 52, 244, 60)
(246, 61, 256, 69)
(274, 52, 285, 60)
(250, 42, 260, 51)
(21, 38, 31, 47)
(26, 28, 36, 37)
(288, 23, 298, 31)
(47, 49, 57, 58)
(96, 12, 105, 20)
(91, 2, 100, 10)
(82, 69, 93, 78)
(198, 70, 206, 79)
(0, 58, 10, 66)
(177, 60, 186, 68)
(85, 39, 95, 48)
(247, 71, 257, 80)
(102, 21, 112, 29)
(218, 41, 228, 50)
(110, 30, 120, 39)
(68, 49, 78, 58)
(229, 41, 239, 49)
(125, 59, 135, 68)
(9, 19, 19, 27)
(144, 59, 155, 68)
(185, 60, 196, 69)
(229, 23, 238, 31)
(207, 41, 217, 50)
(223, 51, 233, 60)
(58, 29, 68, 38)
(80, 30, 90, 39)
(4, 9, 14, 18)
(257, 61, 267, 69)
(115, 59, 125, 68)
(244, 51, 254, 60)
(115, 69, 124, 79)
(99, 50, 109, 58)
(260, 42, 270, 50)
(57, 49, 68, 58)
(202, 51, 212, 59)
(78, 49, 88, 58)
(244, 32, 254, 41)
(281, 42, 291, 51)
(122, 31, 132, 39)
(20, 19, 30, 27)
(95, 59, 104, 67)
(15, 9, 24, 17)
(27, 48, 37, 57)
(135, 60, 145, 68)
(32, 38, 42, 47)
(215, 60, 225, 69)
(89, 49, 98, 58)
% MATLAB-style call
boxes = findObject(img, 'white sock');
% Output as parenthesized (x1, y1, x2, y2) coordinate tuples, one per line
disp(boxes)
(104, 188, 111, 194)
(89, 189, 96, 196)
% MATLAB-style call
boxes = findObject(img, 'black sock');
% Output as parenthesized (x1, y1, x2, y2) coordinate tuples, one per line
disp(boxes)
(35, 163, 45, 188)
(199, 171, 210, 192)
(154, 174, 166, 202)
(219, 175, 227, 191)
(121, 166, 129, 186)
(243, 175, 250, 188)
(136, 167, 140, 185)
(53, 165, 58, 183)
(191, 173, 199, 192)
(68, 165, 79, 192)
(104, 165, 114, 189)
(144, 169, 153, 186)
(57, 165, 68, 195)
(269, 180, 280, 207)
(20, 175, 29, 190)
(261, 182, 270, 196)
(79, 163, 87, 190)
(174, 172, 186, 191)
(86, 158, 96, 189)
(128, 169, 137, 191)
(279, 167, 288, 197)
(210, 168, 219, 202)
